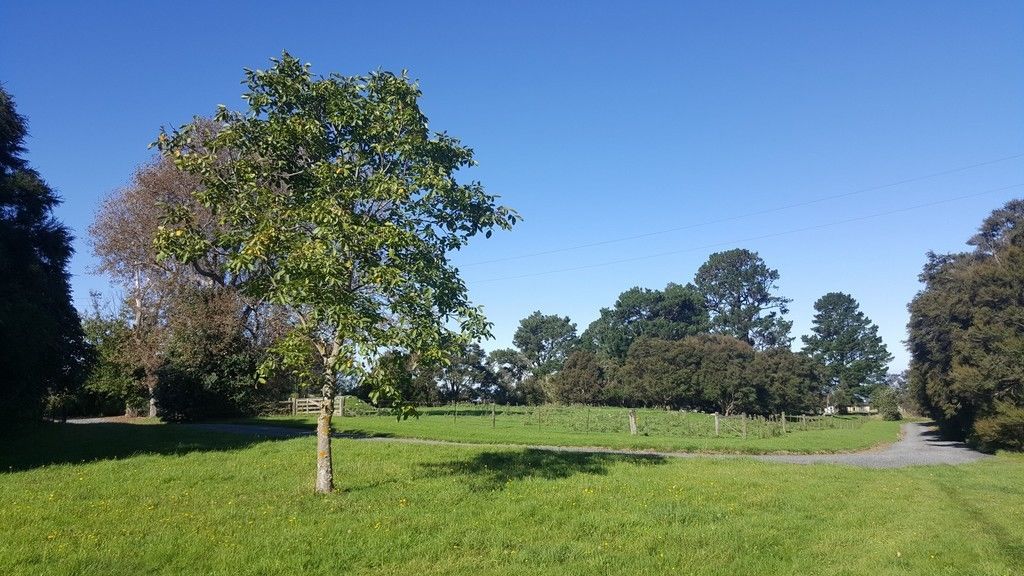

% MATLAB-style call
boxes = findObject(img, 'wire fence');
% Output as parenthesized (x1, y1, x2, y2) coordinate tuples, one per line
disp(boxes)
(275, 398, 865, 439)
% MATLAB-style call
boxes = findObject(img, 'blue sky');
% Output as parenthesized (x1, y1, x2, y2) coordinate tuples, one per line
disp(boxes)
(3, 1, 1022, 370)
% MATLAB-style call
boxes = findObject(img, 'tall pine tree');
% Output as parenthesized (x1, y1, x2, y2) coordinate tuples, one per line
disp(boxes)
(802, 292, 891, 406)
(0, 86, 87, 426)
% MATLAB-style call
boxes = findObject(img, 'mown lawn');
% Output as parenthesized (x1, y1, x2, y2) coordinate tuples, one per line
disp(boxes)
(243, 404, 903, 454)
(1, 422, 1022, 575)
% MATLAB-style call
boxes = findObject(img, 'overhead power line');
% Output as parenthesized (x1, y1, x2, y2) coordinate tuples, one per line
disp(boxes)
(463, 152, 1024, 267)
(467, 182, 1024, 284)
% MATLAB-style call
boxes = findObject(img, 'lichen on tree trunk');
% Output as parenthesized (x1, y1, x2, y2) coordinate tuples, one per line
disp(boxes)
(315, 386, 335, 494)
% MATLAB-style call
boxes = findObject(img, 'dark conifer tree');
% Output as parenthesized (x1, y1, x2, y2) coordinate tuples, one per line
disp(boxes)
(802, 292, 892, 406)
(694, 249, 793, 349)
(0, 86, 87, 426)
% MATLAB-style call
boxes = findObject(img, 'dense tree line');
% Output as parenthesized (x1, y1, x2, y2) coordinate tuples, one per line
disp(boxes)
(908, 199, 1024, 451)
(404, 250, 895, 417)
(563, 333, 825, 415)
(538, 252, 889, 416)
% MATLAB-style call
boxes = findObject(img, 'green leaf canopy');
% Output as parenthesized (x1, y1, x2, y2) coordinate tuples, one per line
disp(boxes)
(154, 53, 517, 389)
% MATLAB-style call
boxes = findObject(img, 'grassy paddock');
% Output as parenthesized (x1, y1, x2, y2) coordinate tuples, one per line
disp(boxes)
(247, 404, 902, 454)
(1, 422, 1022, 575)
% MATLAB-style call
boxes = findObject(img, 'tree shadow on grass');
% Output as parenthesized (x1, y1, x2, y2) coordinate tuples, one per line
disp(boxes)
(419, 448, 666, 491)
(208, 418, 398, 439)
(232, 416, 316, 429)
(334, 429, 395, 439)
(0, 422, 293, 472)
(917, 422, 977, 449)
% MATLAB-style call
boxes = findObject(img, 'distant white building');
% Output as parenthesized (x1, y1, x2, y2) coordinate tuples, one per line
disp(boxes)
(824, 404, 876, 415)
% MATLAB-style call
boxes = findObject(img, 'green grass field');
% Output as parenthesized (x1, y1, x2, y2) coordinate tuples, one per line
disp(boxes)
(244, 404, 903, 454)
(2, 422, 1021, 575)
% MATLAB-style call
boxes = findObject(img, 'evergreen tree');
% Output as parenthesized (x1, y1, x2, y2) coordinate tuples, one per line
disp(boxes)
(908, 200, 1024, 445)
(802, 292, 892, 406)
(0, 86, 88, 427)
(580, 283, 708, 361)
(436, 343, 495, 403)
(749, 348, 827, 414)
(550, 349, 605, 405)
(512, 311, 578, 377)
(694, 248, 793, 349)
(487, 348, 530, 403)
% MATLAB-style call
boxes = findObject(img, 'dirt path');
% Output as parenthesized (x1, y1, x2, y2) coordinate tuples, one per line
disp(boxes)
(174, 421, 989, 468)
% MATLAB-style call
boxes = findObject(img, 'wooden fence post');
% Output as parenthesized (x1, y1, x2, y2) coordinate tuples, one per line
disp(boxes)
(291, 397, 297, 415)
(491, 402, 496, 428)
(628, 409, 638, 435)
(781, 412, 787, 433)
(714, 413, 720, 437)
(742, 413, 747, 438)
(339, 395, 346, 417)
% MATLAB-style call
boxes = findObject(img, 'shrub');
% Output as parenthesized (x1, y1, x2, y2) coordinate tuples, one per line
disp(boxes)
(517, 376, 548, 406)
(871, 386, 902, 421)
(749, 349, 826, 415)
(153, 348, 262, 422)
(79, 308, 146, 416)
(551, 350, 605, 404)
(43, 392, 75, 422)
(971, 403, 1024, 452)
(152, 287, 296, 421)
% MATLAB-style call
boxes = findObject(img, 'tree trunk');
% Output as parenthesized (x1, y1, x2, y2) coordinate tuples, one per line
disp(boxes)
(315, 388, 335, 494)
(146, 377, 158, 417)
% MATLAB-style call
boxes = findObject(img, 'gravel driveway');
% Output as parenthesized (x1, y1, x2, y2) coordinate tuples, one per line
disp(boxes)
(755, 422, 990, 468)
(174, 421, 989, 469)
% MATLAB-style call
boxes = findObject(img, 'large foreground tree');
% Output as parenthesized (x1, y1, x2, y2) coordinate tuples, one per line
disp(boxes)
(0, 86, 87, 427)
(155, 54, 516, 492)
